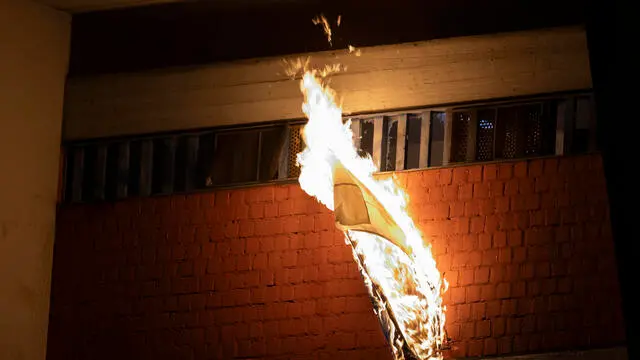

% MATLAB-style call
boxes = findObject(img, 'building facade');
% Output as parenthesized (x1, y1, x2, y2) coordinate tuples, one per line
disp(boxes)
(46, 24, 627, 359)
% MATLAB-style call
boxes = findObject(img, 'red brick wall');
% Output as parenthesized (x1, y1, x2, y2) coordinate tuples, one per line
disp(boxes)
(47, 154, 625, 360)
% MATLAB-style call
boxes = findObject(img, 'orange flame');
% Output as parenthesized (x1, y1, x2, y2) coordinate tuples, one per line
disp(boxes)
(312, 14, 333, 45)
(295, 69, 447, 359)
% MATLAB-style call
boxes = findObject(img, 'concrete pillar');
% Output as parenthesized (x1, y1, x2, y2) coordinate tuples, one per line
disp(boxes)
(0, 1, 70, 359)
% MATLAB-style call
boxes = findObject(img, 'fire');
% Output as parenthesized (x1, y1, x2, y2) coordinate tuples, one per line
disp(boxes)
(295, 70, 447, 358)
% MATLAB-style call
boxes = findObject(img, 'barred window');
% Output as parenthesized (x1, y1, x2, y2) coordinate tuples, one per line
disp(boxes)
(61, 93, 595, 203)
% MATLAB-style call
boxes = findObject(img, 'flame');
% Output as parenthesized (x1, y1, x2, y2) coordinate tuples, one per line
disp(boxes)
(312, 14, 333, 45)
(348, 45, 362, 56)
(295, 70, 447, 359)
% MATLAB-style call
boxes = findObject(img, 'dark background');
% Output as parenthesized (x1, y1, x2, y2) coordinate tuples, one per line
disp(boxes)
(70, 0, 586, 76)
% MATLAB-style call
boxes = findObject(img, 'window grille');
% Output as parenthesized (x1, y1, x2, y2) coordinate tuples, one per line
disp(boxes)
(61, 93, 596, 203)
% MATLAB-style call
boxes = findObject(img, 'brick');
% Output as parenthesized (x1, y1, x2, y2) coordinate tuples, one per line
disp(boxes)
(461, 269, 474, 286)
(453, 167, 469, 184)
(498, 248, 511, 263)
(459, 184, 473, 200)
(492, 318, 506, 337)
(451, 287, 466, 304)
(477, 320, 491, 338)
(529, 159, 544, 176)
(494, 197, 509, 214)
(514, 162, 528, 178)
(475, 267, 490, 284)
(472, 302, 486, 320)
(486, 300, 501, 317)
(505, 179, 519, 196)
(498, 164, 513, 180)
(484, 164, 497, 180)
(468, 166, 483, 182)
(508, 230, 523, 247)
(493, 231, 507, 247)
(429, 187, 444, 202)
(314, 213, 335, 231)
(238, 221, 255, 238)
(479, 234, 492, 250)
(470, 217, 485, 233)
(444, 185, 458, 201)
(449, 201, 465, 217)
(461, 321, 475, 339)
(172, 278, 198, 294)
(512, 281, 526, 298)
(482, 249, 499, 266)
(481, 284, 496, 301)
(484, 338, 498, 355)
(468, 340, 484, 357)
(496, 283, 510, 299)
(438, 168, 453, 185)
(460, 252, 479, 271)
(467, 285, 481, 302)
(255, 220, 283, 236)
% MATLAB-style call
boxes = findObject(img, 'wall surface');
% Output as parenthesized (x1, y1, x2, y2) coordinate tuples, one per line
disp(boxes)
(63, 26, 591, 140)
(0, 0, 71, 360)
(0, 1, 71, 359)
(48, 154, 625, 359)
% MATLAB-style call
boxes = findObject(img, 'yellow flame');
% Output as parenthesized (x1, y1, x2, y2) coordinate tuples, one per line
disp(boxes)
(348, 45, 362, 56)
(296, 70, 446, 359)
(312, 14, 333, 45)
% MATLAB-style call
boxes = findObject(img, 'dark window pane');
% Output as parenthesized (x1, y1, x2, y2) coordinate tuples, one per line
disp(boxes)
(496, 106, 524, 159)
(405, 114, 422, 169)
(104, 143, 120, 201)
(573, 97, 593, 153)
(476, 109, 496, 161)
(197, 132, 215, 188)
(359, 119, 375, 159)
(81, 145, 97, 202)
(211, 130, 260, 185)
(381, 117, 398, 172)
(174, 136, 188, 192)
(522, 104, 544, 156)
(128, 141, 141, 197)
(451, 111, 471, 163)
(151, 138, 176, 194)
(429, 112, 446, 167)
(259, 126, 287, 182)
(541, 102, 557, 156)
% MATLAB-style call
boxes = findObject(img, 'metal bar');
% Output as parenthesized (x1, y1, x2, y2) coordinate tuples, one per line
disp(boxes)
(139, 140, 153, 196)
(443, 110, 453, 166)
(93, 145, 107, 200)
(394, 114, 407, 171)
(185, 136, 199, 191)
(117, 142, 130, 198)
(419, 111, 431, 168)
(71, 147, 84, 202)
(372, 116, 384, 170)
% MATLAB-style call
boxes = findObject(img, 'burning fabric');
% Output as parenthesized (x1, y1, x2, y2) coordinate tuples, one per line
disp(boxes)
(294, 69, 447, 359)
